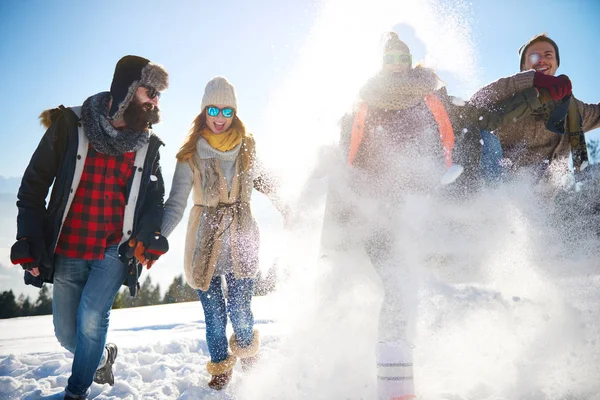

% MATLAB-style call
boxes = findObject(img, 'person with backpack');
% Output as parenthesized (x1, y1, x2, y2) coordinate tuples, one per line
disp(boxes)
(11, 55, 170, 400)
(161, 76, 286, 391)
(325, 32, 551, 400)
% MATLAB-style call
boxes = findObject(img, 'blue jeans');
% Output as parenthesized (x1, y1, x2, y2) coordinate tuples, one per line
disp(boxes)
(198, 273, 255, 363)
(53, 245, 128, 397)
(480, 129, 503, 182)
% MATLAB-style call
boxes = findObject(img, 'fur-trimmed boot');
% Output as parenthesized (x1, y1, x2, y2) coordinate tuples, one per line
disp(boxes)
(206, 354, 237, 390)
(376, 340, 416, 400)
(229, 329, 260, 372)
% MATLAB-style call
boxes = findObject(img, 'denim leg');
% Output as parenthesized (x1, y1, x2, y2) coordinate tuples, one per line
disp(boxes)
(66, 245, 128, 396)
(53, 254, 90, 354)
(480, 129, 503, 182)
(225, 273, 255, 347)
(198, 275, 229, 363)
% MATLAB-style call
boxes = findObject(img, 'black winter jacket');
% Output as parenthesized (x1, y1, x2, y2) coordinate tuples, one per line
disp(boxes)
(16, 105, 165, 288)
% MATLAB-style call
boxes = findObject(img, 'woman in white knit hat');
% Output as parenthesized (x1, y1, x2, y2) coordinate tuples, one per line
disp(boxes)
(162, 76, 284, 390)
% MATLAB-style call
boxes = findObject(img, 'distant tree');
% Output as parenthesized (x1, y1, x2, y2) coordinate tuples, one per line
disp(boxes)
(34, 285, 52, 315)
(18, 294, 33, 316)
(588, 139, 600, 164)
(151, 283, 162, 305)
(114, 275, 198, 310)
(137, 276, 160, 306)
(0, 290, 19, 319)
(112, 289, 128, 309)
(163, 275, 198, 304)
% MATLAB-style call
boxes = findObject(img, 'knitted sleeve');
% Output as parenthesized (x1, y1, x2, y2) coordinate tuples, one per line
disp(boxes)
(470, 70, 536, 109)
(161, 160, 194, 238)
(577, 99, 600, 133)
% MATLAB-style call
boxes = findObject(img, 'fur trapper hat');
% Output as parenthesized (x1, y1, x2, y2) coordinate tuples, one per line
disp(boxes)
(109, 55, 169, 120)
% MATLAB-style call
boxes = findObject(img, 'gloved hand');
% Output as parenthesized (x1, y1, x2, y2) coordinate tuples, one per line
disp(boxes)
(10, 239, 35, 270)
(10, 238, 48, 278)
(143, 233, 169, 264)
(533, 72, 572, 101)
(126, 233, 168, 269)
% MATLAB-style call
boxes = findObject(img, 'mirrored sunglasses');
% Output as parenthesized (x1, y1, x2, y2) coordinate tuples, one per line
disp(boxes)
(207, 106, 234, 118)
(383, 53, 412, 65)
(141, 85, 161, 100)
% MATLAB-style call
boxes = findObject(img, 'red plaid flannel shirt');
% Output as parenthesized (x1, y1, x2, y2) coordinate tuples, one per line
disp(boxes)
(55, 146, 135, 259)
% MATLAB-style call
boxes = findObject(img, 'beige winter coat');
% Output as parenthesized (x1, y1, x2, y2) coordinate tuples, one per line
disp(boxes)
(471, 70, 600, 170)
(182, 136, 260, 291)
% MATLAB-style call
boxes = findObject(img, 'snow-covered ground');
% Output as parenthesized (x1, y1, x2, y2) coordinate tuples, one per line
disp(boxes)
(3, 170, 600, 400)
(0, 298, 285, 400)
(2, 211, 600, 400)
(3, 0, 600, 398)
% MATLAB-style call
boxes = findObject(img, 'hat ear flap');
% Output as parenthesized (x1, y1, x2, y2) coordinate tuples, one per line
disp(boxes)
(109, 81, 140, 120)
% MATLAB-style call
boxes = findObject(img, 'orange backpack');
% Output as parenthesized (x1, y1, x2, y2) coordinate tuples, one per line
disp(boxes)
(347, 93, 455, 168)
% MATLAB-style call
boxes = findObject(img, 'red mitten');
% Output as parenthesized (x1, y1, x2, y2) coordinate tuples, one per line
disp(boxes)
(533, 72, 572, 101)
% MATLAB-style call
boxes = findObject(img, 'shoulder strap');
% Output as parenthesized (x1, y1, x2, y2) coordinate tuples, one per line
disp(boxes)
(566, 96, 588, 172)
(424, 93, 455, 168)
(347, 103, 369, 166)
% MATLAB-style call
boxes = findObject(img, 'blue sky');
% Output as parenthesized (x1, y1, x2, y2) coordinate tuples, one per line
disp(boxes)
(0, 0, 599, 297)
(0, 0, 599, 179)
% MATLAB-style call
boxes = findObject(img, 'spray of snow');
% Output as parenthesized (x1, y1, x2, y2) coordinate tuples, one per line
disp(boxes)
(244, 0, 600, 399)
(2, 0, 600, 399)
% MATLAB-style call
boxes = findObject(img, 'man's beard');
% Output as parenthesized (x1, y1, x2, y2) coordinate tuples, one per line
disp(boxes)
(123, 100, 160, 132)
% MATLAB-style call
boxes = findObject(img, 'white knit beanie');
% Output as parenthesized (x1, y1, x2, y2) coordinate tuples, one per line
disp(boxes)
(201, 76, 238, 111)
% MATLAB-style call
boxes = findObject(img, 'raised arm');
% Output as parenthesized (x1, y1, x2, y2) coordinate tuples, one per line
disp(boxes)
(470, 70, 536, 109)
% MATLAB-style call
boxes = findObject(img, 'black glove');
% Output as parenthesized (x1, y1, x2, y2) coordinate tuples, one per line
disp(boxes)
(144, 233, 169, 262)
(10, 239, 36, 270)
(118, 233, 168, 269)
(11, 238, 49, 288)
(11, 238, 49, 271)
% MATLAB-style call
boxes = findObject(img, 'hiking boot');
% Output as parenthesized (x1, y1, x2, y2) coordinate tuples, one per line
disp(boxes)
(93, 343, 118, 386)
(207, 369, 233, 390)
(64, 393, 87, 400)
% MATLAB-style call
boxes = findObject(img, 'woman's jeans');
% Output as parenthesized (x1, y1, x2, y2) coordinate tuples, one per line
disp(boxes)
(198, 273, 255, 363)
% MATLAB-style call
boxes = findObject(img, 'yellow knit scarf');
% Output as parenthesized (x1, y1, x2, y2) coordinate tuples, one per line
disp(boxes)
(201, 126, 243, 152)
(201, 126, 254, 171)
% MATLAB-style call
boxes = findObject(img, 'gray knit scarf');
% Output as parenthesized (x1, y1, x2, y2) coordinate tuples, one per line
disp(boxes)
(81, 92, 149, 155)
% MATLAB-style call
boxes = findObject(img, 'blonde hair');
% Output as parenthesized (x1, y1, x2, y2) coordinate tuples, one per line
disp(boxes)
(176, 108, 247, 162)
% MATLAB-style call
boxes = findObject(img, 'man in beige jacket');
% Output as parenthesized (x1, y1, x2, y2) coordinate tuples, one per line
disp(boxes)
(471, 33, 600, 177)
